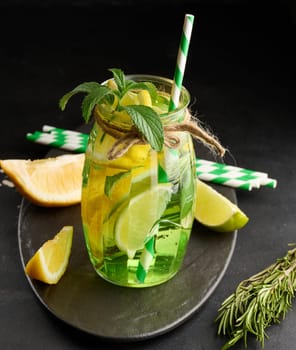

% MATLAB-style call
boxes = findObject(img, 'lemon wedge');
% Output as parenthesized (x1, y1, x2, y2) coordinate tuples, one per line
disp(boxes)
(0, 153, 84, 207)
(25, 226, 73, 284)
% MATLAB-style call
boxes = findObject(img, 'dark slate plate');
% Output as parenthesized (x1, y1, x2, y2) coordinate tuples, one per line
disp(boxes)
(17, 142, 237, 342)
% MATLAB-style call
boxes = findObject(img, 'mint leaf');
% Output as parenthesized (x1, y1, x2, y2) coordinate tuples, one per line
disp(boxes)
(109, 68, 126, 93)
(123, 105, 164, 151)
(59, 82, 101, 110)
(81, 86, 113, 122)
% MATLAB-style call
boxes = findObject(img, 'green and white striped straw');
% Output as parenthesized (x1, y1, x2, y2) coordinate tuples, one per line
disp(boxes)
(196, 158, 277, 190)
(137, 14, 195, 284)
(169, 13, 195, 111)
(136, 226, 157, 283)
(26, 125, 88, 153)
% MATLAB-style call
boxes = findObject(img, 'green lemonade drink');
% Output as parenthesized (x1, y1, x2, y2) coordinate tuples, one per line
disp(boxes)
(61, 70, 197, 287)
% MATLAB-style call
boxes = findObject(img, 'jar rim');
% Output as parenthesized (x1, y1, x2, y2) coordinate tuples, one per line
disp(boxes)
(102, 74, 191, 114)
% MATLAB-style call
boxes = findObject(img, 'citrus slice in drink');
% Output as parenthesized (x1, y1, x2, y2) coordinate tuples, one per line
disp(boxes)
(115, 184, 172, 259)
(195, 179, 249, 232)
(120, 91, 139, 106)
(92, 127, 151, 170)
(0, 153, 84, 207)
(120, 89, 152, 107)
(137, 90, 152, 106)
(25, 226, 73, 284)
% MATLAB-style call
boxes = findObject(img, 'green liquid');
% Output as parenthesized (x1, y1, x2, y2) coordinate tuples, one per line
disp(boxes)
(84, 226, 191, 287)
(81, 131, 196, 287)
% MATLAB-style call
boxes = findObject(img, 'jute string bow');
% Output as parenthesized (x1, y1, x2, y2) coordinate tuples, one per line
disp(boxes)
(94, 105, 225, 160)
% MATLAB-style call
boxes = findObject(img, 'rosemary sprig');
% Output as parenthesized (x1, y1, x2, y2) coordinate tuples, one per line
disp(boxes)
(215, 244, 296, 349)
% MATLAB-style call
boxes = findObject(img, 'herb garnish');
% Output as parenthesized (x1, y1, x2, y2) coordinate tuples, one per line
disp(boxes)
(59, 68, 164, 151)
(216, 244, 296, 349)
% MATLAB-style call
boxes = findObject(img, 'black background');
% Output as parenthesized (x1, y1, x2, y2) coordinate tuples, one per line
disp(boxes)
(1, 1, 296, 349)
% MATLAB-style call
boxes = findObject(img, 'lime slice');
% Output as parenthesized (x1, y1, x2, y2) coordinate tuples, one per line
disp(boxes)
(115, 184, 172, 258)
(154, 93, 170, 113)
(195, 179, 249, 232)
(92, 130, 151, 169)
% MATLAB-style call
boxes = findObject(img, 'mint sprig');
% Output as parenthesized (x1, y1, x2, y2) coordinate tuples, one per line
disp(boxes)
(59, 69, 164, 151)
(109, 68, 126, 94)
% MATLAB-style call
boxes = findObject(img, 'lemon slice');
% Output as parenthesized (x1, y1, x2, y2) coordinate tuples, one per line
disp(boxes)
(120, 89, 152, 107)
(120, 91, 139, 106)
(195, 179, 249, 232)
(115, 184, 172, 259)
(0, 153, 84, 207)
(137, 90, 152, 106)
(25, 226, 73, 284)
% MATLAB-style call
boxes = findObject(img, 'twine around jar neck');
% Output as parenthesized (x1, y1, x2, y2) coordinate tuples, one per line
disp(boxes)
(93, 105, 226, 160)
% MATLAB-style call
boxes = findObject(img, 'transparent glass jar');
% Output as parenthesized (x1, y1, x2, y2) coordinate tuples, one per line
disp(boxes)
(81, 75, 196, 287)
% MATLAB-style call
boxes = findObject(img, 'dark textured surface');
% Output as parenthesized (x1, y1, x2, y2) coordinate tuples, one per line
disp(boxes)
(18, 192, 236, 341)
(17, 145, 236, 341)
(1, 1, 296, 349)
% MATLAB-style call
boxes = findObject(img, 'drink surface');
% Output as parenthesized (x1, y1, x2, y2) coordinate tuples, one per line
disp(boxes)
(81, 78, 196, 287)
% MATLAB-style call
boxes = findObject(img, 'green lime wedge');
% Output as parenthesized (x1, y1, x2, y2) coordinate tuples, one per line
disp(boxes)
(195, 179, 249, 232)
(115, 184, 172, 258)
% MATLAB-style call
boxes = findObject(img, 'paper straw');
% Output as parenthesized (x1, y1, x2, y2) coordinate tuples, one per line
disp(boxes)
(196, 158, 269, 178)
(195, 158, 277, 190)
(136, 230, 156, 283)
(42, 124, 84, 136)
(136, 14, 195, 284)
(26, 129, 88, 153)
(169, 14, 194, 111)
(255, 177, 277, 189)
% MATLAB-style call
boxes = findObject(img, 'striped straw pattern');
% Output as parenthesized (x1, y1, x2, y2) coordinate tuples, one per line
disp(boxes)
(136, 235, 155, 283)
(136, 13, 195, 284)
(26, 125, 88, 153)
(196, 158, 277, 190)
(169, 14, 194, 111)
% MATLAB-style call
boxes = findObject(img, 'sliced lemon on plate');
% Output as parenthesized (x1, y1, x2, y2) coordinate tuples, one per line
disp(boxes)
(25, 226, 73, 284)
(195, 179, 249, 232)
(0, 153, 84, 207)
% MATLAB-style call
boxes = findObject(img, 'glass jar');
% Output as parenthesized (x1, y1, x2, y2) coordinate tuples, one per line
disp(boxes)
(81, 75, 196, 287)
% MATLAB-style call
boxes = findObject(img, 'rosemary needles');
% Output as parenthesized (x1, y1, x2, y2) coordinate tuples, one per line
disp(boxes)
(215, 245, 296, 349)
